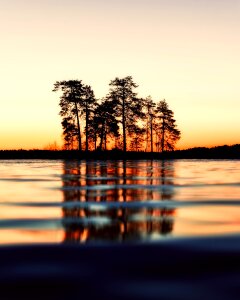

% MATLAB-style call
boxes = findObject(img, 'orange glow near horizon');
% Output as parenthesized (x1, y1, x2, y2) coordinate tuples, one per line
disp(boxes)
(0, 0, 239, 150)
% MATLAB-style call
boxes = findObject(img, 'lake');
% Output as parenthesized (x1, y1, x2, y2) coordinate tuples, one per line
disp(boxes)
(1, 159, 240, 245)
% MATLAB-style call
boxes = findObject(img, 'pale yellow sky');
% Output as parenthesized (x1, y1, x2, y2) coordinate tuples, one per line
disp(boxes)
(0, 0, 239, 149)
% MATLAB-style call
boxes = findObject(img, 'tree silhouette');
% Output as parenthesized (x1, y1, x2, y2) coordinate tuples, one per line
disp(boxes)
(144, 96, 156, 153)
(53, 80, 96, 151)
(155, 99, 181, 152)
(53, 77, 181, 152)
(53, 80, 84, 151)
(89, 99, 119, 151)
(99, 99, 119, 150)
(88, 111, 99, 151)
(61, 116, 78, 150)
(81, 85, 96, 151)
(129, 126, 145, 151)
(107, 76, 144, 152)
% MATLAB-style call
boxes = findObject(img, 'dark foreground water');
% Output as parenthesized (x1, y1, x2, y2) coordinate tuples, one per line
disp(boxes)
(2, 159, 240, 300)
(0, 159, 240, 244)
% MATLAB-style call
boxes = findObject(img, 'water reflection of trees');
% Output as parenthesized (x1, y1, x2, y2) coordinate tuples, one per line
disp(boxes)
(61, 160, 176, 243)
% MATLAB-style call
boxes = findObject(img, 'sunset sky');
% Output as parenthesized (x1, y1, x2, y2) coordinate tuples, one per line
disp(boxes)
(0, 0, 239, 150)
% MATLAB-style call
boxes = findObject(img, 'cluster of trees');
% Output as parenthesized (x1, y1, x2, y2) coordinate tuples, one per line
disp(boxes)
(53, 76, 181, 152)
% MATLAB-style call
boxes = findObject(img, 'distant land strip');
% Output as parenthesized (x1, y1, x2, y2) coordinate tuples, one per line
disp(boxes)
(0, 145, 240, 160)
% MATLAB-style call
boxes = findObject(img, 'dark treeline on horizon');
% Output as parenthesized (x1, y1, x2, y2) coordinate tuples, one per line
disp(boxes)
(1, 144, 240, 159)
(52, 76, 181, 153)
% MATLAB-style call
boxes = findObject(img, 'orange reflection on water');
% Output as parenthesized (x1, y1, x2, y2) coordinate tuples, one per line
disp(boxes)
(0, 229, 64, 245)
(1, 159, 240, 244)
(0, 207, 62, 219)
(62, 160, 176, 243)
(175, 206, 240, 236)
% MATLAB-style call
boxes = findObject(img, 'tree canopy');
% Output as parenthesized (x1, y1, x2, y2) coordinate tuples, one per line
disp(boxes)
(53, 77, 181, 152)
(53, 80, 96, 151)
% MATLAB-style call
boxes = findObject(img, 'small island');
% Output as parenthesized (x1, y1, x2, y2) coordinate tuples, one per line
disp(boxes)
(52, 76, 181, 153)
(1, 75, 239, 160)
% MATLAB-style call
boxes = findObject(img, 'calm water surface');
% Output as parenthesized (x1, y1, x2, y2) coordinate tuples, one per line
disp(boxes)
(0, 159, 240, 244)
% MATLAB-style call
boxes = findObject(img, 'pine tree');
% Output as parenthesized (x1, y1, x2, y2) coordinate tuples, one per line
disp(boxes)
(91, 99, 119, 150)
(61, 117, 78, 150)
(81, 85, 96, 151)
(155, 99, 181, 152)
(53, 80, 96, 151)
(144, 96, 156, 152)
(107, 76, 144, 152)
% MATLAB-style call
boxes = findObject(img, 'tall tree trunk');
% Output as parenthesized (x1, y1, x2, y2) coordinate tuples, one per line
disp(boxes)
(104, 132, 107, 150)
(122, 98, 126, 152)
(99, 121, 105, 151)
(150, 117, 153, 153)
(146, 119, 149, 152)
(85, 106, 89, 152)
(94, 130, 97, 151)
(161, 117, 165, 153)
(75, 102, 82, 151)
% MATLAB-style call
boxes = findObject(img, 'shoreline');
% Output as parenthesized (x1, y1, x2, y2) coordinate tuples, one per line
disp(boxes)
(0, 145, 240, 160)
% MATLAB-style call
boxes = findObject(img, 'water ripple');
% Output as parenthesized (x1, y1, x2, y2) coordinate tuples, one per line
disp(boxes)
(56, 182, 240, 191)
(1, 199, 240, 209)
